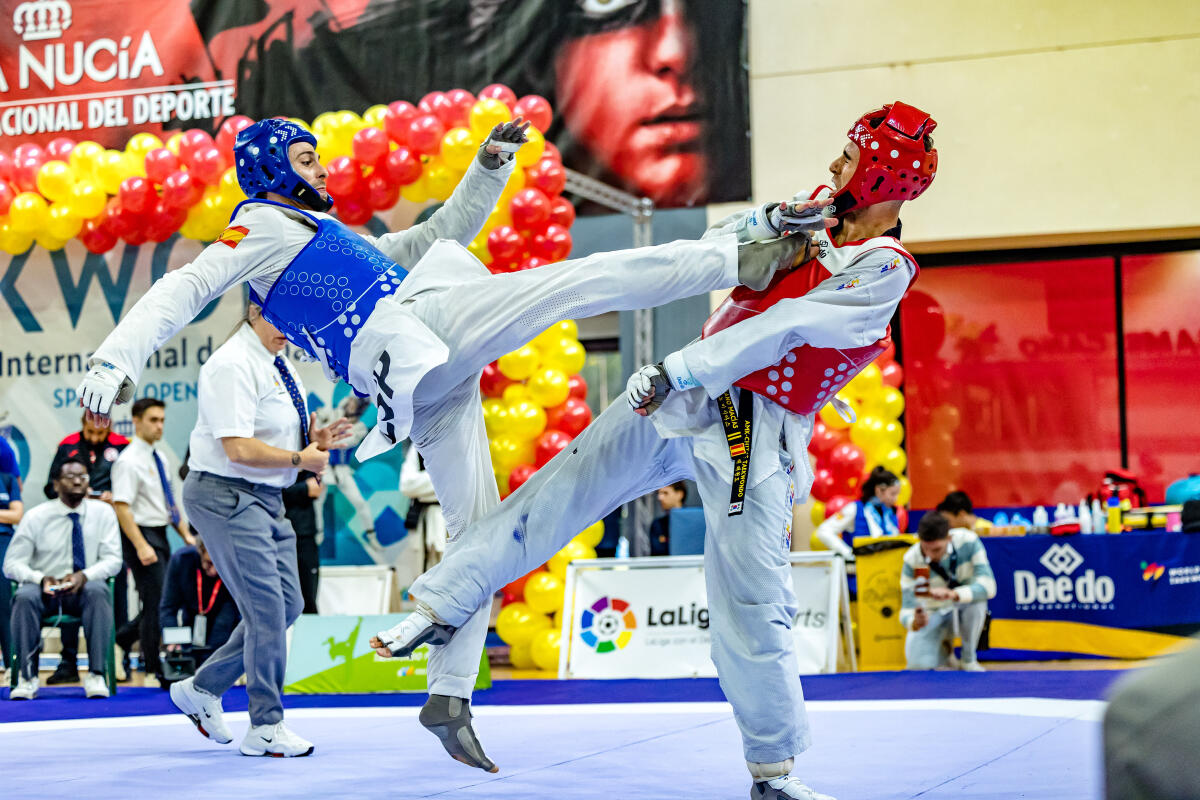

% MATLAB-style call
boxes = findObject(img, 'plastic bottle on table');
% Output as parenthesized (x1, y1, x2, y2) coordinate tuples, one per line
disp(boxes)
(1106, 497, 1123, 534)
(1091, 499, 1105, 533)
(615, 535, 630, 559)
(1078, 501, 1093, 534)
(1032, 505, 1049, 535)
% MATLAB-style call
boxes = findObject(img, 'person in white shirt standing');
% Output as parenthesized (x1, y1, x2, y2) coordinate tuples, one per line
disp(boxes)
(4, 458, 122, 699)
(168, 303, 349, 758)
(111, 398, 192, 684)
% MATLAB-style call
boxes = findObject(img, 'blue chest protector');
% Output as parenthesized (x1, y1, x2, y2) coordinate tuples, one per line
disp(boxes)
(236, 199, 410, 384)
(845, 498, 900, 546)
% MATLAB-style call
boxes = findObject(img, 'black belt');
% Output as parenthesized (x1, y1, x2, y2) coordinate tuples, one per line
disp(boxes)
(716, 389, 754, 516)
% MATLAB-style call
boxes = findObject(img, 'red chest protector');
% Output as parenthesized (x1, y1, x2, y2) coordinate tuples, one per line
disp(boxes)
(701, 195, 919, 416)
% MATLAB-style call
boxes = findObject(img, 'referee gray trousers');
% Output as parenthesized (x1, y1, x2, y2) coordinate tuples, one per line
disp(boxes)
(183, 471, 303, 726)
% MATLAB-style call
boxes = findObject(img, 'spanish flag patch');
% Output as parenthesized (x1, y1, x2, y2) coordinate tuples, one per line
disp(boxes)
(729, 442, 747, 458)
(216, 225, 249, 249)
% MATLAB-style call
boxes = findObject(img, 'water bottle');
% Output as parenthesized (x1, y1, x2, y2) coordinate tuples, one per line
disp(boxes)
(1032, 505, 1049, 535)
(615, 535, 630, 559)
(1078, 501, 1093, 534)
(1091, 499, 1105, 533)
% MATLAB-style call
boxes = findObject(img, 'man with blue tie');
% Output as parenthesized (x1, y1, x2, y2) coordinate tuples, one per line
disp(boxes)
(111, 398, 192, 684)
(4, 458, 122, 699)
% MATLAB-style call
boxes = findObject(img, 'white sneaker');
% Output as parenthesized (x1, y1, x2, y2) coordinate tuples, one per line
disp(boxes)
(240, 721, 315, 758)
(961, 660, 986, 672)
(170, 677, 233, 743)
(10, 676, 38, 700)
(84, 673, 110, 698)
(752, 775, 837, 800)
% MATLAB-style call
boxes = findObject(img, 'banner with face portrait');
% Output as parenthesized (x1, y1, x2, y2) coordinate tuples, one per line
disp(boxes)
(0, 0, 749, 208)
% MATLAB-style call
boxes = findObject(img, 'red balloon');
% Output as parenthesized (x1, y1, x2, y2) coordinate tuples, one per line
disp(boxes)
(527, 158, 566, 197)
(418, 90, 449, 118)
(567, 373, 587, 401)
(336, 194, 373, 226)
(443, 89, 477, 128)
(502, 567, 541, 599)
(145, 200, 186, 243)
(161, 170, 202, 210)
(810, 467, 838, 502)
(829, 443, 867, 488)
(383, 147, 421, 185)
(880, 361, 904, 388)
(541, 141, 562, 163)
(0, 151, 12, 183)
(486, 225, 524, 262)
(118, 176, 154, 214)
(530, 223, 572, 262)
(0, 181, 14, 216)
(80, 217, 117, 254)
(519, 255, 549, 270)
(808, 424, 845, 460)
(120, 224, 149, 246)
(825, 495, 855, 519)
(407, 114, 446, 156)
(46, 137, 75, 161)
(13, 155, 44, 193)
(189, 146, 224, 185)
(509, 188, 551, 230)
(478, 83, 518, 111)
(508, 463, 537, 494)
(13, 143, 45, 162)
(488, 252, 521, 272)
(896, 506, 909, 532)
(545, 397, 591, 437)
(216, 115, 254, 159)
(480, 361, 515, 398)
(548, 195, 575, 228)
(144, 148, 180, 185)
(178, 130, 215, 164)
(534, 429, 572, 468)
(901, 291, 946, 364)
(325, 156, 364, 197)
(512, 94, 553, 132)
(365, 172, 399, 211)
(384, 101, 419, 144)
(352, 127, 390, 168)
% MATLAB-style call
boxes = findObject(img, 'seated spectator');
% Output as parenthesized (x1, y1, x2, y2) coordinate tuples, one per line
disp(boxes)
(159, 534, 240, 678)
(41, 411, 129, 685)
(650, 482, 688, 556)
(3, 457, 122, 699)
(936, 490, 977, 531)
(0, 464, 24, 676)
(899, 510, 996, 672)
(814, 467, 903, 558)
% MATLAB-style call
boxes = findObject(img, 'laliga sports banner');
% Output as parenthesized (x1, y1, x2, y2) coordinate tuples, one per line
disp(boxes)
(984, 532, 1200, 659)
(0, 0, 749, 209)
(560, 554, 845, 679)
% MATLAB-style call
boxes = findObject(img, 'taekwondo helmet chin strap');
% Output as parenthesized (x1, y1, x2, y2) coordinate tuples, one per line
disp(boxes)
(826, 101, 938, 219)
(234, 118, 333, 213)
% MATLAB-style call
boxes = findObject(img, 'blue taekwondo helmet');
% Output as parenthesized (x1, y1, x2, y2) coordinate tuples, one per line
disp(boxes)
(234, 118, 333, 212)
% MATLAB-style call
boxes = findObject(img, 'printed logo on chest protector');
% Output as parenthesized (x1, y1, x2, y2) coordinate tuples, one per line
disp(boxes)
(836, 277, 861, 291)
(881, 256, 903, 274)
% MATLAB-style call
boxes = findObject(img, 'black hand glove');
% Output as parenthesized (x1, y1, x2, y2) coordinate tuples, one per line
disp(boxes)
(477, 117, 531, 169)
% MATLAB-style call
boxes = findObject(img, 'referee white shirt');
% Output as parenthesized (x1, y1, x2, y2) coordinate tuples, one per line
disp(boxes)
(188, 322, 308, 488)
(111, 436, 182, 527)
(2, 498, 122, 585)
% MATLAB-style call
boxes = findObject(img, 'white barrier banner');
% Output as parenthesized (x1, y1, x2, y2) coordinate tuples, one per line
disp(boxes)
(560, 554, 846, 679)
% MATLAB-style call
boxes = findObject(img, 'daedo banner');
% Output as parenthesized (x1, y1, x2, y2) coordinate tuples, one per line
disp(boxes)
(0, 0, 749, 208)
(560, 554, 846, 679)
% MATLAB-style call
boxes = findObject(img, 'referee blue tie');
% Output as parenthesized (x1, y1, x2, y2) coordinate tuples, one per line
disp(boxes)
(67, 511, 86, 571)
(274, 356, 310, 447)
(153, 450, 181, 526)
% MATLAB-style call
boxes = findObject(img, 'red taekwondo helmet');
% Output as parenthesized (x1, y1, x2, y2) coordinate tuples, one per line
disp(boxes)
(826, 101, 938, 218)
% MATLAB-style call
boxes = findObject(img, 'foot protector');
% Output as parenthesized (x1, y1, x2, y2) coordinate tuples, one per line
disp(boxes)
(419, 694, 498, 773)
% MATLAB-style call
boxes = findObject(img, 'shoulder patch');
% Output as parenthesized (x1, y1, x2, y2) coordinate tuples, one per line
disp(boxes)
(216, 225, 249, 249)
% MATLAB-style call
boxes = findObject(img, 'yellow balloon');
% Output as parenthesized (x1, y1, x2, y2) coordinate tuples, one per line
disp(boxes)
(363, 104, 390, 128)
(871, 386, 906, 420)
(46, 202, 82, 240)
(506, 400, 548, 441)
(440, 127, 477, 172)
(897, 475, 912, 506)
(576, 521, 605, 548)
(0, 219, 33, 255)
(508, 638, 537, 670)
(482, 397, 509, 435)
(9, 192, 49, 233)
(499, 164, 526, 205)
(819, 402, 850, 431)
(312, 111, 337, 137)
(809, 530, 829, 551)
(533, 320, 578, 350)
(469, 98, 513, 140)
(528, 368, 570, 408)
(495, 601, 550, 647)
(529, 628, 561, 671)
(552, 610, 562, 632)
(523, 571, 565, 615)
(847, 363, 883, 400)
(125, 132, 163, 161)
(486, 203, 512, 230)
(67, 179, 106, 219)
(498, 344, 541, 381)
(424, 161, 462, 202)
(219, 168, 245, 205)
(68, 141, 104, 183)
(809, 500, 827, 527)
(95, 150, 127, 195)
(400, 175, 429, 204)
(849, 415, 885, 452)
(36, 160, 76, 203)
(548, 539, 596, 580)
(489, 436, 534, 473)
(502, 382, 532, 405)
(541, 338, 586, 375)
(164, 132, 185, 156)
(34, 232, 69, 251)
(515, 126, 546, 168)
(877, 446, 908, 475)
(879, 420, 904, 448)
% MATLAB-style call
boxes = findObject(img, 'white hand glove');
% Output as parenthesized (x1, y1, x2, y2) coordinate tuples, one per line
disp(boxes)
(626, 363, 671, 416)
(735, 199, 834, 243)
(77, 361, 134, 416)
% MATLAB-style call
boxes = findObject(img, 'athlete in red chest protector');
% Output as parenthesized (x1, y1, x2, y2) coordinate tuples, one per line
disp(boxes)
(371, 102, 938, 800)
